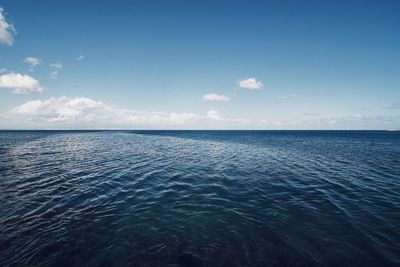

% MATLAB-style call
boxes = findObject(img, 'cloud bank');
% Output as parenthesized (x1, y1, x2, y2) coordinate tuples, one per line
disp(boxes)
(0, 72, 44, 94)
(0, 7, 15, 46)
(7, 96, 240, 129)
(2, 97, 399, 130)
(238, 77, 263, 90)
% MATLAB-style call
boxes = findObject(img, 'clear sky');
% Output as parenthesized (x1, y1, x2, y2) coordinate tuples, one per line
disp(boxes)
(0, 0, 399, 129)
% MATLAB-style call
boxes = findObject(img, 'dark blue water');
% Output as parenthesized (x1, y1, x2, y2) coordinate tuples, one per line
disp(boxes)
(0, 130, 399, 267)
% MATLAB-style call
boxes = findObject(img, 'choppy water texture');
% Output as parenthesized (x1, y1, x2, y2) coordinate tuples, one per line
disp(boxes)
(1, 130, 400, 267)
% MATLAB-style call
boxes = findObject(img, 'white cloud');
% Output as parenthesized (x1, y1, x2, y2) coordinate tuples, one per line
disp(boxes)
(238, 77, 263, 90)
(9, 97, 203, 127)
(203, 93, 230, 103)
(5, 97, 254, 129)
(49, 70, 59, 80)
(49, 62, 63, 69)
(13, 97, 108, 122)
(0, 7, 16, 46)
(4, 96, 400, 130)
(76, 54, 85, 61)
(24, 57, 41, 70)
(0, 68, 6, 73)
(0, 72, 44, 94)
(206, 110, 220, 120)
(279, 94, 296, 100)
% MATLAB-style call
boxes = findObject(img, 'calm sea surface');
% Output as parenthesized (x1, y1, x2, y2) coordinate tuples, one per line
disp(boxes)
(0, 130, 399, 267)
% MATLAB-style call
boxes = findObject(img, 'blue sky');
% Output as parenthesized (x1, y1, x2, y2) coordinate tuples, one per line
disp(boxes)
(0, 0, 399, 129)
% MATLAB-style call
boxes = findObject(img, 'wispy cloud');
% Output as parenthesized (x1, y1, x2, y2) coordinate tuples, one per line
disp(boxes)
(203, 93, 230, 103)
(49, 70, 59, 80)
(0, 68, 6, 73)
(49, 62, 62, 79)
(238, 77, 263, 90)
(0, 72, 44, 94)
(259, 114, 400, 130)
(279, 94, 296, 100)
(49, 62, 63, 69)
(76, 54, 85, 61)
(0, 7, 16, 46)
(24, 57, 41, 71)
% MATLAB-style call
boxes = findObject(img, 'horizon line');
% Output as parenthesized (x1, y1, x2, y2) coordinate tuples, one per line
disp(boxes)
(0, 129, 397, 131)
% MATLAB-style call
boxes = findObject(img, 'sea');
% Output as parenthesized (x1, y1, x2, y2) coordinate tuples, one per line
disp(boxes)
(0, 130, 399, 266)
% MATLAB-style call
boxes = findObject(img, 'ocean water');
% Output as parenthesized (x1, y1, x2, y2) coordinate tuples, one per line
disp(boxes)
(0, 130, 399, 267)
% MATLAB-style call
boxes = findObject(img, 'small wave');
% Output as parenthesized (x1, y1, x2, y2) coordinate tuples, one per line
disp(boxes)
(0, 131, 399, 266)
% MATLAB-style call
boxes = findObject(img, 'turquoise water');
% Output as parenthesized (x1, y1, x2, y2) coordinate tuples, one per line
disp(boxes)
(0, 130, 399, 266)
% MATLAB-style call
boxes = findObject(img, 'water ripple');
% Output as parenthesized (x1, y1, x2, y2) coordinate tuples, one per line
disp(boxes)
(0, 130, 400, 266)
